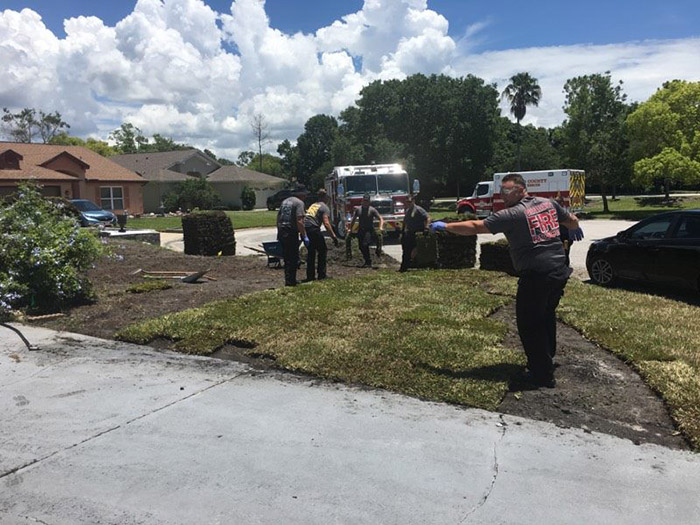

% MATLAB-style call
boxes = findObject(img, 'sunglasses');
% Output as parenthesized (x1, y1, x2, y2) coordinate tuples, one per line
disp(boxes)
(501, 186, 522, 196)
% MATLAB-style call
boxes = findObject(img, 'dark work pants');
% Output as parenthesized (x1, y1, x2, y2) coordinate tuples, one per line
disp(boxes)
(400, 231, 417, 271)
(306, 226, 327, 281)
(278, 230, 300, 286)
(515, 274, 567, 380)
(358, 229, 375, 265)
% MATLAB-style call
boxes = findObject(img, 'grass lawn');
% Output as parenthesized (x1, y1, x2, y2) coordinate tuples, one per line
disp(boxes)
(584, 195, 700, 220)
(127, 210, 278, 231)
(116, 268, 700, 449)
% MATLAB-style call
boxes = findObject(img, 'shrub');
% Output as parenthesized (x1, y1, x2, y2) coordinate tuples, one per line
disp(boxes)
(479, 239, 516, 275)
(162, 177, 221, 212)
(0, 183, 104, 316)
(241, 186, 256, 210)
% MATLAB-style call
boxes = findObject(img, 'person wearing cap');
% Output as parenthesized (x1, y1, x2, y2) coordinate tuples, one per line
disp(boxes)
(399, 194, 430, 272)
(276, 185, 309, 286)
(304, 189, 339, 281)
(430, 173, 584, 389)
(349, 193, 384, 267)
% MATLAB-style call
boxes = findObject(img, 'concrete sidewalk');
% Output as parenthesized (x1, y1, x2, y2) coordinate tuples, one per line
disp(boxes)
(2, 325, 699, 524)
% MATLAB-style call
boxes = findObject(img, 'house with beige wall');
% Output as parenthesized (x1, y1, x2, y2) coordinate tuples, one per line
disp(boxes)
(112, 149, 287, 212)
(0, 142, 146, 214)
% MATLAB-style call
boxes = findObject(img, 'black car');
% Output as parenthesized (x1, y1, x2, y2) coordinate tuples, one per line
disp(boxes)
(266, 188, 311, 210)
(586, 210, 700, 291)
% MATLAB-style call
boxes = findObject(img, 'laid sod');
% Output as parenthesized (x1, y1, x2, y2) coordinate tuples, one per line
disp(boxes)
(557, 280, 700, 450)
(117, 270, 521, 409)
(126, 210, 278, 232)
(117, 268, 700, 449)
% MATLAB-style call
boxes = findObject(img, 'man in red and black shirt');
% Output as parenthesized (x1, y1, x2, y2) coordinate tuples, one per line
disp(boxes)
(430, 173, 583, 388)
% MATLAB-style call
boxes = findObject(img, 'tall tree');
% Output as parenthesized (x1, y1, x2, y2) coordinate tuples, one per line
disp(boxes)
(501, 73, 542, 169)
(110, 123, 148, 154)
(50, 133, 117, 157)
(561, 72, 630, 212)
(250, 114, 270, 173)
(1, 108, 69, 143)
(627, 80, 700, 198)
(296, 114, 338, 188)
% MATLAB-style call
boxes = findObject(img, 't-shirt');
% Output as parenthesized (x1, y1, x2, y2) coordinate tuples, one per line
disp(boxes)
(304, 201, 330, 229)
(277, 196, 305, 233)
(484, 196, 571, 279)
(353, 206, 381, 231)
(403, 205, 429, 233)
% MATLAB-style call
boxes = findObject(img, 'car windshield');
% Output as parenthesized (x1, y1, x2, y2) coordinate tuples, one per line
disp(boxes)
(71, 200, 102, 212)
(344, 175, 377, 195)
(628, 217, 673, 239)
(377, 173, 409, 194)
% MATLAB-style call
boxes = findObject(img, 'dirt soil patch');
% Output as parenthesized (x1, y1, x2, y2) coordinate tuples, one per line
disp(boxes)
(493, 304, 688, 450)
(30, 239, 688, 450)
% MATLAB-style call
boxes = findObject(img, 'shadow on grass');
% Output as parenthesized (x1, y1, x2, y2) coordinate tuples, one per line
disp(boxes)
(417, 362, 522, 382)
(581, 279, 700, 307)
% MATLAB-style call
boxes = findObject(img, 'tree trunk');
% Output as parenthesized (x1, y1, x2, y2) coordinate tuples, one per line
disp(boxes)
(516, 120, 522, 171)
(611, 185, 617, 201)
(601, 182, 609, 213)
(664, 178, 670, 200)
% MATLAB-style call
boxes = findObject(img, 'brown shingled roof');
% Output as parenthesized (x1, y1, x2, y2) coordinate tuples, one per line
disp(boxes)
(0, 142, 145, 183)
(207, 165, 287, 186)
(111, 149, 217, 181)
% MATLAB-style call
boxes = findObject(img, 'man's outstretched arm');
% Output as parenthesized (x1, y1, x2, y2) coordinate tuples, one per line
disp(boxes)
(431, 219, 490, 236)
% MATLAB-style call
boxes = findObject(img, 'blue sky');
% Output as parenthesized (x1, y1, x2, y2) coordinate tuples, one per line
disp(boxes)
(6, 0, 700, 48)
(1, 0, 699, 155)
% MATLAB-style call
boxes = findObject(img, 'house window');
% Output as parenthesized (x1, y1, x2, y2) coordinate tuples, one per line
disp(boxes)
(100, 186, 124, 210)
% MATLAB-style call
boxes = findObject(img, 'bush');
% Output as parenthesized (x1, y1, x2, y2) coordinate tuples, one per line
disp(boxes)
(241, 186, 256, 210)
(182, 211, 236, 256)
(163, 177, 221, 212)
(0, 183, 104, 317)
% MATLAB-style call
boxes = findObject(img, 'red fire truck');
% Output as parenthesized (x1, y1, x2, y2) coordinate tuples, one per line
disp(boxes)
(456, 169, 586, 217)
(325, 164, 420, 237)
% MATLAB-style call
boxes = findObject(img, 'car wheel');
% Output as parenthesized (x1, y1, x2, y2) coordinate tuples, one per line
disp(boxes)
(589, 257, 616, 286)
(336, 219, 347, 239)
(457, 204, 474, 215)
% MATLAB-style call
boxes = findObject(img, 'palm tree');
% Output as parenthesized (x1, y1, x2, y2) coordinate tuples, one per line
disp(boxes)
(501, 72, 542, 170)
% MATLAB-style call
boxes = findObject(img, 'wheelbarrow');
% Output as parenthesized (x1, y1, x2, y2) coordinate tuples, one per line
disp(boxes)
(261, 240, 284, 267)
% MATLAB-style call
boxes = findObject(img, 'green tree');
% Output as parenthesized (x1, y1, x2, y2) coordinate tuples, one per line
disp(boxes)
(1, 108, 69, 143)
(627, 80, 700, 197)
(501, 73, 542, 170)
(296, 115, 339, 188)
(49, 133, 118, 157)
(110, 123, 148, 154)
(489, 118, 561, 175)
(277, 139, 299, 181)
(561, 72, 630, 212)
(163, 177, 221, 212)
(237, 150, 256, 166)
(244, 153, 284, 177)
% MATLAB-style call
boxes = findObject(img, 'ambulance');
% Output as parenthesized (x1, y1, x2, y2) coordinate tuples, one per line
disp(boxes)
(456, 169, 586, 217)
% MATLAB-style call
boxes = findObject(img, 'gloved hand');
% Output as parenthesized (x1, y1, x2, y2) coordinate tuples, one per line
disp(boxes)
(568, 227, 584, 242)
(430, 221, 447, 233)
(303, 235, 310, 248)
(333, 237, 340, 247)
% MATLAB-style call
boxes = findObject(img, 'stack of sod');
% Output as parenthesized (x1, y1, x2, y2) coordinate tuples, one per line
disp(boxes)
(182, 211, 236, 256)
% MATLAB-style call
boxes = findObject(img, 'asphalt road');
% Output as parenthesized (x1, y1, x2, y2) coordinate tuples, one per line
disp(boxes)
(161, 219, 635, 279)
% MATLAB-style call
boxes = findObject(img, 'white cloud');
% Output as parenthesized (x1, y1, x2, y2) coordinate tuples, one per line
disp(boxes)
(1, 0, 699, 159)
